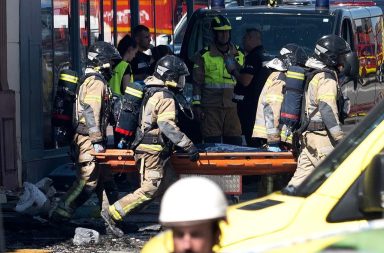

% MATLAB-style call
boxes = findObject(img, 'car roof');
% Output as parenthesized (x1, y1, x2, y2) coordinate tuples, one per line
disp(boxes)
(195, 3, 381, 16)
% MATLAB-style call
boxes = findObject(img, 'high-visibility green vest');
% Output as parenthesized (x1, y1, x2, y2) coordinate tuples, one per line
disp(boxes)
(109, 61, 134, 96)
(201, 47, 244, 88)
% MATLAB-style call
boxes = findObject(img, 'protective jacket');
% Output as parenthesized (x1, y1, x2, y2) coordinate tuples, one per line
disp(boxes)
(192, 43, 245, 108)
(109, 60, 134, 96)
(73, 69, 111, 151)
(135, 76, 195, 154)
(288, 67, 344, 187)
(252, 71, 286, 144)
(304, 70, 344, 141)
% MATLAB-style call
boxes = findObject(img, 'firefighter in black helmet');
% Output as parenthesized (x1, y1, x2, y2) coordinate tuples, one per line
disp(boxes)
(192, 15, 245, 145)
(101, 55, 199, 237)
(51, 42, 121, 232)
(252, 43, 308, 151)
(285, 35, 358, 192)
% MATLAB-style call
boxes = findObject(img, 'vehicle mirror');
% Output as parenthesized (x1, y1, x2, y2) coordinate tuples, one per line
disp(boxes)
(343, 52, 359, 85)
(354, 78, 358, 90)
(360, 153, 384, 213)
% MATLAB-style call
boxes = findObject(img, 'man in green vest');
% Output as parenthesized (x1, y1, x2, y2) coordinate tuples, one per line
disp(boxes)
(192, 15, 245, 145)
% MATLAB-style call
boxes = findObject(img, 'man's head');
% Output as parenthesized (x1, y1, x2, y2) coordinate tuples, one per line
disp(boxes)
(87, 41, 121, 80)
(211, 15, 232, 46)
(153, 55, 189, 92)
(242, 28, 262, 53)
(132, 25, 151, 51)
(159, 177, 228, 253)
(117, 34, 138, 62)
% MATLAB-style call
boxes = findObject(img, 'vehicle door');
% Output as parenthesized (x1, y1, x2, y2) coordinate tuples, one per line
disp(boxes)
(344, 8, 384, 131)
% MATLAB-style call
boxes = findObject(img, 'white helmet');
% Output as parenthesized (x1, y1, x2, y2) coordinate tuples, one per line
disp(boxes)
(159, 177, 228, 226)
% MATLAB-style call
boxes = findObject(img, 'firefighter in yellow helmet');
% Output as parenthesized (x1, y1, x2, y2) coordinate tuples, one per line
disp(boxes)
(192, 15, 245, 145)
(284, 35, 358, 192)
(101, 55, 200, 237)
(142, 176, 228, 253)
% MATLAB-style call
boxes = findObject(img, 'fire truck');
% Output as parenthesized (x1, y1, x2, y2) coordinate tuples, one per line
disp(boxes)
(79, 0, 208, 45)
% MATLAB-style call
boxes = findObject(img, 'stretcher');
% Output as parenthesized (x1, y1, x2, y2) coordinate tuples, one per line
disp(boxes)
(93, 147, 296, 194)
(93, 149, 297, 176)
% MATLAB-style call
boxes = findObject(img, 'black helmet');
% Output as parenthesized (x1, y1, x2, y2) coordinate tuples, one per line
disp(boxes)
(87, 41, 121, 68)
(211, 15, 232, 31)
(154, 55, 189, 90)
(279, 43, 308, 67)
(314, 34, 351, 67)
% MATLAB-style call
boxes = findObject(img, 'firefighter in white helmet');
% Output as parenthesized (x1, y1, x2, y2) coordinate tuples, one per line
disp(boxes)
(141, 176, 228, 253)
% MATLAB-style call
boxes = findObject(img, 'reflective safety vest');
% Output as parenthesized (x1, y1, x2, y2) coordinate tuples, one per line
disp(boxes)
(193, 45, 245, 107)
(201, 47, 244, 88)
(109, 61, 134, 96)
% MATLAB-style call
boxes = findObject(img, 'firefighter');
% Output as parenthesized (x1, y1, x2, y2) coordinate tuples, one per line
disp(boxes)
(192, 15, 245, 145)
(101, 55, 200, 237)
(252, 44, 308, 151)
(141, 176, 228, 253)
(50, 42, 121, 224)
(286, 35, 357, 190)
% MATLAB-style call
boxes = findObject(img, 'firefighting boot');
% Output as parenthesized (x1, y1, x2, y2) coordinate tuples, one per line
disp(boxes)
(100, 208, 124, 238)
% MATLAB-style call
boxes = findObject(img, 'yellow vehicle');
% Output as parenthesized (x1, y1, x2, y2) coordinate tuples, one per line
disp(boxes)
(142, 99, 384, 252)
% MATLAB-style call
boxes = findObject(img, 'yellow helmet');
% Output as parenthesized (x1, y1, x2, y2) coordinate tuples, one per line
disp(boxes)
(211, 15, 232, 31)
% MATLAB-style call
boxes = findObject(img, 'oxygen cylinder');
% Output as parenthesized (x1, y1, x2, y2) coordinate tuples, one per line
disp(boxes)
(52, 69, 79, 146)
(279, 66, 306, 131)
(115, 82, 145, 147)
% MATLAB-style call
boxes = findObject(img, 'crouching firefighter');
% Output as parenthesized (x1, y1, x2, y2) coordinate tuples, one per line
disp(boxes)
(252, 43, 308, 152)
(50, 41, 121, 225)
(285, 35, 358, 192)
(101, 55, 200, 236)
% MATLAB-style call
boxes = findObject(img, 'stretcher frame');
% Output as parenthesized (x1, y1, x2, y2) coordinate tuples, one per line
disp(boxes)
(93, 149, 297, 175)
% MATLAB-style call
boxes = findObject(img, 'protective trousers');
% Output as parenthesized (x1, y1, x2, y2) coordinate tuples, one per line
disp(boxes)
(288, 131, 334, 187)
(53, 134, 118, 219)
(108, 152, 177, 221)
(201, 106, 242, 144)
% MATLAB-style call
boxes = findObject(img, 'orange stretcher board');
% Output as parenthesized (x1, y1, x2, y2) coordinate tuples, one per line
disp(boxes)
(93, 149, 297, 175)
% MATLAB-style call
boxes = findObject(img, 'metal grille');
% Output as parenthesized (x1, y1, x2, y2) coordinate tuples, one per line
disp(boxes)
(180, 174, 242, 194)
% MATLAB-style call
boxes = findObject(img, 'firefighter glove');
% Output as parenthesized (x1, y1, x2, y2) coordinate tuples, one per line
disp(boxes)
(187, 146, 200, 162)
(93, 143, 105, 153)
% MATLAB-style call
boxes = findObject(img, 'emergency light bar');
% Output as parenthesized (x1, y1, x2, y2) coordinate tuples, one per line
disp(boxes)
(331, 0, 375, 6)
(283, 0, 375, 6)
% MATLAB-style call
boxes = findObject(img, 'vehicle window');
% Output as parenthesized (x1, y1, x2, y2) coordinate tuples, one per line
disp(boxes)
(355, 18, 378, 77)
(174, 16, 187, 45)
(296, 100, 384, 197)
(370, 16, 384, 68)
(341, 19, 354, 50)
(187, 13, 334, 60)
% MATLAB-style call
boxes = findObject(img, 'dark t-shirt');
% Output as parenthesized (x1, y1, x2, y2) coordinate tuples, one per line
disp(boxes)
(131, 51, 152, 81)
(239, 45, 270, 106)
